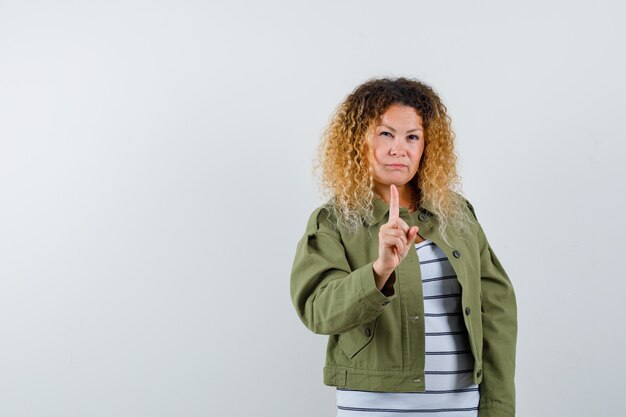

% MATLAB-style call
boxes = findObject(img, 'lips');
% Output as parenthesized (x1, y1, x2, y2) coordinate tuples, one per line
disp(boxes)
(387, 164, 407, 168)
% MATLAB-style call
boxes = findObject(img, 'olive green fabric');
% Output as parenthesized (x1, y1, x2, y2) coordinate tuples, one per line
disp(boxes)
(290, 193, 517, 417)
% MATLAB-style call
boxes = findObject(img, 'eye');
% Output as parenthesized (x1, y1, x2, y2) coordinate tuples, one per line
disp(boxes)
(408, 135, 420, 141)
(380, 131, 393, 137)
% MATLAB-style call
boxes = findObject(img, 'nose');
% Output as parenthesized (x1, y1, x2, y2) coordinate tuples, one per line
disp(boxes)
(389, 138, 406, 156)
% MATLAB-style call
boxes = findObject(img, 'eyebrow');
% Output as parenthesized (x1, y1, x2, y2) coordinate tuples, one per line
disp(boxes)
(378, 124, 423, 133)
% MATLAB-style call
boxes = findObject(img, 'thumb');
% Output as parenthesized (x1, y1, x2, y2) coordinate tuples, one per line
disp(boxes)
(408, 226, 419, 242)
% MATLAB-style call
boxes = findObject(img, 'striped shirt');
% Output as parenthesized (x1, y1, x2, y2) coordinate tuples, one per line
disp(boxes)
(336, 239, 479, 417)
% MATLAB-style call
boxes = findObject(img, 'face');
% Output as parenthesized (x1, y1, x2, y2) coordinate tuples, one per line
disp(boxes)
(367, 104, 425, 194)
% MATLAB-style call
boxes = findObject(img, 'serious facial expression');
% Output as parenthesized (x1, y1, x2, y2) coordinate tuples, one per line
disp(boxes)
(367, 104, 425, 190)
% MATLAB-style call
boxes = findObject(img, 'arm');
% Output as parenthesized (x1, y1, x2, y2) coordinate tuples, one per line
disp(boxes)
(467, 201, 518, 417)
(289, 206, 396, 335)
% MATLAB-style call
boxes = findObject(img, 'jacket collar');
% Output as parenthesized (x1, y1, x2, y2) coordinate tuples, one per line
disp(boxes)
(367, 194, 435, 226)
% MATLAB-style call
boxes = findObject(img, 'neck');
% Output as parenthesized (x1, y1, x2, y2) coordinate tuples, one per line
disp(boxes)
(375, 183, 416, 210)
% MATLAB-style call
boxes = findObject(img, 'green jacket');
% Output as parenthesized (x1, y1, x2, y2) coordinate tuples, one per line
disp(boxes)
(290, 193, 517, 417)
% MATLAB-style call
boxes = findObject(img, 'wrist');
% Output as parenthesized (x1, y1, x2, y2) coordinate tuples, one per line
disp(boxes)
(373, 259, 393, 290)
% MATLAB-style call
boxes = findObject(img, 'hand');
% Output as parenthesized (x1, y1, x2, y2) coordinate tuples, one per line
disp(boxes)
(373, 184, 419, 289)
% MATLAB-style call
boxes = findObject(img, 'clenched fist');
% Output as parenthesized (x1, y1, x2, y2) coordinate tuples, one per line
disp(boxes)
(373, 184, 419, 290)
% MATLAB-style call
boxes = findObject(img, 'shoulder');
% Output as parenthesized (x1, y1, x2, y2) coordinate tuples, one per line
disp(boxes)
(451, 190, 479, 221)
(304, 200, 341, 237)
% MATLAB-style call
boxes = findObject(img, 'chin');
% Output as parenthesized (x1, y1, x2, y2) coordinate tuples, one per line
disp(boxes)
(384, 175, 411, 184)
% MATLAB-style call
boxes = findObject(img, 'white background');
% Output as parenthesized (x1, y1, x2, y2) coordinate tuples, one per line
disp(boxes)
(1, 1, 624, 416)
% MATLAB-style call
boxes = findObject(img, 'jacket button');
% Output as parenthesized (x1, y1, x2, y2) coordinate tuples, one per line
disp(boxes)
(477, 369, 482, 378)
(465, 307, 471, 316)
(453, 250, 461, 258)
(418, 213, 427, 221)
(364, 328, 371, 337)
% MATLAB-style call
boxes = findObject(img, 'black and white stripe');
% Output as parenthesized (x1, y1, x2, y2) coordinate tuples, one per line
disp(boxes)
(337, 239, 479, 417)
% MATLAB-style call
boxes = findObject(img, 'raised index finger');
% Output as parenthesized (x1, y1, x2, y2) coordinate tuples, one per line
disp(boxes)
(389, 184, 399, 221)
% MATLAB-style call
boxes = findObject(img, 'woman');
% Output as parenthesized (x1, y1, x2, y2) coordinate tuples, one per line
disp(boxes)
(290, 77, 517, 417)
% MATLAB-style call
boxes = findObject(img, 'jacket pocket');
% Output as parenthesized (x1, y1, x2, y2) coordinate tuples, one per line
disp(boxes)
(337, 317, 379, 359)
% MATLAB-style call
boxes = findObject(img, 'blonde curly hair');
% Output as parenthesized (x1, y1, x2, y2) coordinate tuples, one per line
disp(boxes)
(313, 77, 473, 246)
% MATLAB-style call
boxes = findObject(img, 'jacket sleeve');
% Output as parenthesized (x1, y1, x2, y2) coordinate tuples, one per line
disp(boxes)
(290, 205, 396, 335)
(466, 200, 518, 417)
